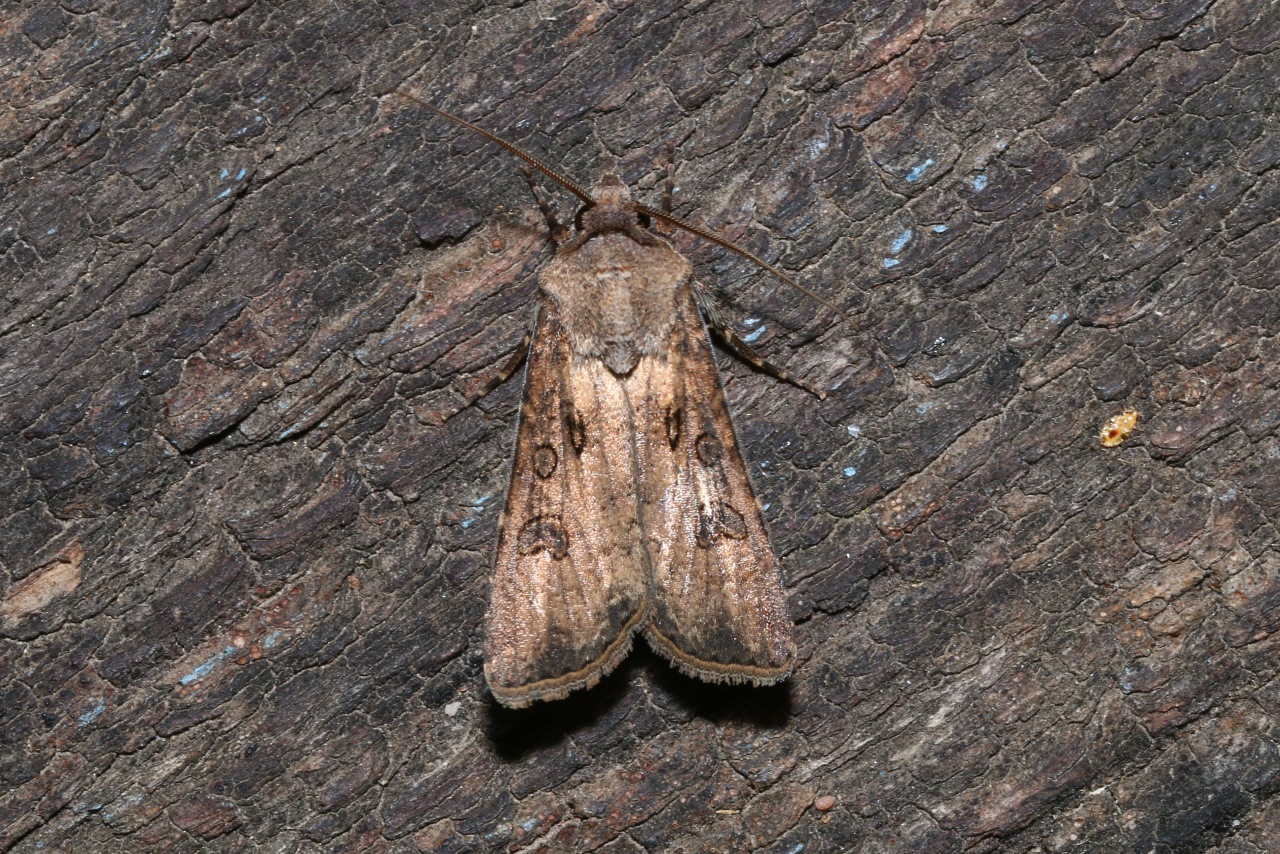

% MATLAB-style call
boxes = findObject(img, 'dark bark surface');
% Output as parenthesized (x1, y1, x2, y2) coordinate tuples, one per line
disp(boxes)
(2, 0, 1278, 851)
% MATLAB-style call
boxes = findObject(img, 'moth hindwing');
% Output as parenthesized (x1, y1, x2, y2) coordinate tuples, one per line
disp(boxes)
(417, 99, 805, 708)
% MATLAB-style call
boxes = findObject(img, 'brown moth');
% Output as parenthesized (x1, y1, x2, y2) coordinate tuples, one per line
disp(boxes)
(410, 96, 834, 708)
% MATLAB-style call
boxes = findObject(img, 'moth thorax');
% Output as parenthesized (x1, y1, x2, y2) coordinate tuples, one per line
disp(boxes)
(581, 174, 640, 235)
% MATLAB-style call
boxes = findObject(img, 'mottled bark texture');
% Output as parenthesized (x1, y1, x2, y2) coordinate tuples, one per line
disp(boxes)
(2, 0, 1278, 851)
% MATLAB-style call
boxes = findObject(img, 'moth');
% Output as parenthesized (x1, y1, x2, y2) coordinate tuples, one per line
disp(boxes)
(410, 96, 838, 708)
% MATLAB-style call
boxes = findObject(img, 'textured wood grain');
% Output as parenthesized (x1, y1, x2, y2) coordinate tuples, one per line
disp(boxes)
(1, 0, 1277, 851)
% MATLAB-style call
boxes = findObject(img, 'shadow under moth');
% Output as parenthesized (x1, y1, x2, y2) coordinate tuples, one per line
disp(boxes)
(410, 96, 839, 708)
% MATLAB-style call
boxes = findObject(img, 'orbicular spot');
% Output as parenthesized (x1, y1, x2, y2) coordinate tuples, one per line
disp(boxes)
(695, 432, 723, 465)
(563, 403, 587, 454)
(695, 502, 749, 549)
(517, 515, 569, 560)
(532, 444, 558, 478)
(665, 405, 683, 450)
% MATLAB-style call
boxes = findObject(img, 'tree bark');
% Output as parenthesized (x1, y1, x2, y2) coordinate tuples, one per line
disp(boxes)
(2, 0, 1278, 851)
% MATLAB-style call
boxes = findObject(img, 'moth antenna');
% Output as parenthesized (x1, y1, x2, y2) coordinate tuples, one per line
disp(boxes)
(399, 91, 848, 326)
(637, 203, 853, 325)
(395, 91, 597, 206)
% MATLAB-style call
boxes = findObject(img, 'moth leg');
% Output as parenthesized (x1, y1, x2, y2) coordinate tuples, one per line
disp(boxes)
(487, 330, 533, 390)
(520, 165, 570, 244)
(655, 141, 677, 235)
(694, 286, 826, 400)
(458, 307, 539, 409)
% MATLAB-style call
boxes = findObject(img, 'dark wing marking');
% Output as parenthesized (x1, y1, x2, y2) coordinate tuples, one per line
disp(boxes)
(634, 287, 796, 684)
(484, 308, 648, 707)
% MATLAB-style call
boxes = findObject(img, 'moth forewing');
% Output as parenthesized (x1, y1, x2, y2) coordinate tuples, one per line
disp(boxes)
(637, 291, 796, 684)
(484, 309, 649, 708)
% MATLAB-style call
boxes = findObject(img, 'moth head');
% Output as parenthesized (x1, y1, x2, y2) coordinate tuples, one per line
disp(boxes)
(577, 174, 643, 236)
